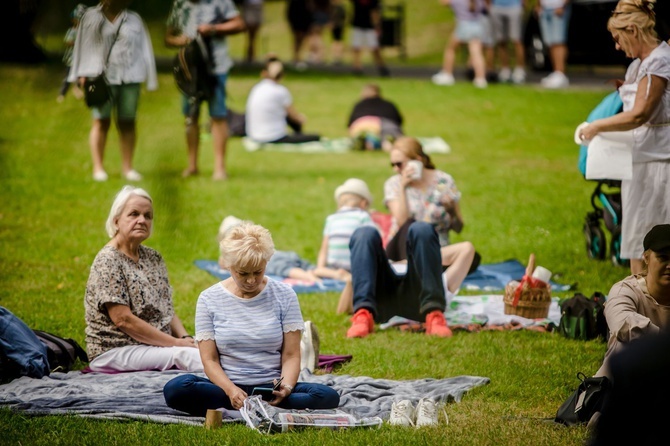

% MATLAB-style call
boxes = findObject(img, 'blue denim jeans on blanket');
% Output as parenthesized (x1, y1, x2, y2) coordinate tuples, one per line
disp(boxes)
(163, 374, 340, 417)
(349, 222, 446, 323)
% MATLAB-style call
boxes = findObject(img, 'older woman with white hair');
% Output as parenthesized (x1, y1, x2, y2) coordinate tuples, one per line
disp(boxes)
(163, 221, 340, 416)
(84, 185, 202, 372)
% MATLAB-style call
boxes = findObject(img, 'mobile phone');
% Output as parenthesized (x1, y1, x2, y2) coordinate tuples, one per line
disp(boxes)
(251, 387, 274, 401)
(273, 376, 284, 391)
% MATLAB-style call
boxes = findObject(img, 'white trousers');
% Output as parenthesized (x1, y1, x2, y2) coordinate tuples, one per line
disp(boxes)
(88, 345, 204, 373)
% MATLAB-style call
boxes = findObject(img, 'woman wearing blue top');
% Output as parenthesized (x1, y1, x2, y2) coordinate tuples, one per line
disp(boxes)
(163, 221, 339, 415)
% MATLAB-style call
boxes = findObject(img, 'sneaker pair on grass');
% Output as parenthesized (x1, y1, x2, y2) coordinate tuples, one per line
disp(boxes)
(541, 71, 569, 89)
(388, 398, 448, 427)
(346, 309, 452, 338)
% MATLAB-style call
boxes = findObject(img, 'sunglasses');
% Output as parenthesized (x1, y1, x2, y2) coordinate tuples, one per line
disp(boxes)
(390, 162, 404, 169)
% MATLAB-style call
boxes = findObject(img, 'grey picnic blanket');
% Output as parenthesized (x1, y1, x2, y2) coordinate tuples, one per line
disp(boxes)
(0, 369, 489, 425)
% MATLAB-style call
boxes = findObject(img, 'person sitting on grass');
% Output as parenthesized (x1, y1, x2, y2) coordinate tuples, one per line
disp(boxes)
(316, 178, 379, 314)
(347, 84, 404, 151)
(163, 221, 340, 415)
(245, 57, 320, 144)
(84, 186, 202, 373)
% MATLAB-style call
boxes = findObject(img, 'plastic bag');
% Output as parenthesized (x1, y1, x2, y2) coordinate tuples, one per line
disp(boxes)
(239, 395, 383, 434)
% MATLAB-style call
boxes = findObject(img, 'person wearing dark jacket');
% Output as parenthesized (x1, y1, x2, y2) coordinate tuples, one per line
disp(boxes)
(347, 83, 403, 151)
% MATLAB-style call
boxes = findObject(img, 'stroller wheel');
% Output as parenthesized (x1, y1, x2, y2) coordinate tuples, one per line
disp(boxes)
(610, 226, 630, 267)
(584, 222, 606, 260)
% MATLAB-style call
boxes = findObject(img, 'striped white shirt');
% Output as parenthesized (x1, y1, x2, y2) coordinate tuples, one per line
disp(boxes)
(323, 207, 376, 271)
(195, 278, 304, 385)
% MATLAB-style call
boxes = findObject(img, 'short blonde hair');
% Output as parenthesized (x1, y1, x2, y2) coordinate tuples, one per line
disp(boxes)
(337, 192, 367, 209)
(608, 0, 659, 50)
(218, 221, 275, 270)
(105, 185, 153, 238)
(392, 136, 436, 169)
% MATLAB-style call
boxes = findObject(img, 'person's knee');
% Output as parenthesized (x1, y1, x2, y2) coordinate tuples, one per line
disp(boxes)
(163, 374, 197, 407)
(408, 221, 434, 240)
(311, 386, 340, 409)
(350, 226, 379, 247)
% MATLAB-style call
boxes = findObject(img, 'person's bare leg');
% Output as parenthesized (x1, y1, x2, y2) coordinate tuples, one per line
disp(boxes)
(336, 278, 354, 315)
(630, 258, 643, 275)
(468, 40, 487, 81)
(513, 39, 525, 69)
(443, 36, 459, 74)
(246, 25, 259, 62)
(287, 267, 323, 283)
(441, 242, 476, 294)
(117, 118, 136, 176)
(498, 42, 510, 70)
(90, 118, 111, 176)
(371, 47, 384, 67)
(210, 117, 228, 180)
(184, 115, 200, 176)
(550, 43, 567, 73)
(352, 47, 362, 71)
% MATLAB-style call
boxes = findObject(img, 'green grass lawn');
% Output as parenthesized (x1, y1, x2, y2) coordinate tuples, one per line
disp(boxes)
(0, 61, 624, 445)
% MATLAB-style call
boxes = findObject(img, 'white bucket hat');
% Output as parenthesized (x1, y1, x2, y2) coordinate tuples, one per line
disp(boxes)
(334, 178, 373, 205)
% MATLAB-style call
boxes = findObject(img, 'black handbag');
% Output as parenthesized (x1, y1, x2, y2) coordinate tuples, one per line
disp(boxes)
(84, 74, 110, 108)
(555, 372, 610, 426)
(83, 15, 125, 108)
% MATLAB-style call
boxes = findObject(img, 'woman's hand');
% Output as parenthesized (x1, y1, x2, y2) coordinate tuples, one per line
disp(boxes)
(440, 193, 457, 213)
(175, 337, 197, 347)
(580, 123, 600, 142)
(197, 24, 216, 37)
(269, 382, 293, 406)
(227, 386, 248, 410)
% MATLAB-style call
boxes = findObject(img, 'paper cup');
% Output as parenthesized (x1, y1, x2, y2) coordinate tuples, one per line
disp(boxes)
(406, 160, 423, 180)
(532, 266, 552, 284)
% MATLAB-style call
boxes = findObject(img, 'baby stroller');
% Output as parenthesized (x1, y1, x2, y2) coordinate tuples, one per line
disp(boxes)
(578, 90, 628, 267)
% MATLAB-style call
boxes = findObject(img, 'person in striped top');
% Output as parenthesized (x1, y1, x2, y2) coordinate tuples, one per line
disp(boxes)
(163, 221, 339, 415)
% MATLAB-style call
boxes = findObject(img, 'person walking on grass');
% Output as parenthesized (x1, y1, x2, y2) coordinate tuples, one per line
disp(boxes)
(165, 0, 246, 180)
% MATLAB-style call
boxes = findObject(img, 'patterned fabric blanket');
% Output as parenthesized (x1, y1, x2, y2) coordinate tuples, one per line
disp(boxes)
(242, 136, 451, 154)
(0, 370, 489, 425)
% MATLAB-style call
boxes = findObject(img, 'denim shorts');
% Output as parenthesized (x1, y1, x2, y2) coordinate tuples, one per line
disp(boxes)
(181, 74, 228, 118)
(92, 83, 140, 120)
(539, 5, 572, 46)
(454, 19, 485, 43)
(266, 251, 314, 277)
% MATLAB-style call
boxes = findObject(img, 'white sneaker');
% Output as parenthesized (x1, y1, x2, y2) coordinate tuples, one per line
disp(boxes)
(512, 67, 526, 84)
(541, 71, 569, 89)
(92, 170, 108, 182)
(431, 71, 455, 86)
(300, 321, 320, 373)
(389, 400, 415, 426)
(473, 77, 488, 89)
(498, 67, 512, 83)
(124, 170, 143, 181)
(415, 398, 448, 427)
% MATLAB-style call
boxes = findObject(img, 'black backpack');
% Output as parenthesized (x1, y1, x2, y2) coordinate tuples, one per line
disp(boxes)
(32, 330, 88, 373)
(558, 293, 608, 341)
(555, 372, 611, 426)
(172, 35, 216, 117)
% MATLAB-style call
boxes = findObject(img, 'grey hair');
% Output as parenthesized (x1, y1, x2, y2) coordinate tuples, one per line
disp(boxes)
(105, 185, 153, 238)
(218, 221, 275, 270)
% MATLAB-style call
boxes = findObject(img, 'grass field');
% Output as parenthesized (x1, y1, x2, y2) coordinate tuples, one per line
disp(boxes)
(0, 56, 625, 445)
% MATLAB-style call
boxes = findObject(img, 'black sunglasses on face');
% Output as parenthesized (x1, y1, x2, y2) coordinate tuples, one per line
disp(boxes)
(390, 162, 404, 168)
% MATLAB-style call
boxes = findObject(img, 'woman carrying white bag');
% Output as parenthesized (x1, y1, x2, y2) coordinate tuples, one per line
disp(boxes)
(578, 0, 670, 275)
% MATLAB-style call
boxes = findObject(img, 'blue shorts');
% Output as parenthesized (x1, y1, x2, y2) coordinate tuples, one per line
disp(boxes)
(181, 74, 228, 119)
(266, 251, 314, 277)
(539, 5, 572, 46)
(454, 19, 485, 43)
(92, 83, 140, 120)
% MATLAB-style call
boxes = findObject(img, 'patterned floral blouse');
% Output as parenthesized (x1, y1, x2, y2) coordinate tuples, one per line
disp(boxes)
(84, 245, 175, 360)
(384, 169, 461, 247)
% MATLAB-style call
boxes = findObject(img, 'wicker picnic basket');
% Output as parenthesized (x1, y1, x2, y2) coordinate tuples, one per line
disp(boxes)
(503, 254, 552, 319)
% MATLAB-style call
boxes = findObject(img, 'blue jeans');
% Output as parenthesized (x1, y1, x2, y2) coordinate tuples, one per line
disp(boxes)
(163, 374, 340, 417)
(181, 74, 229, 118)
(349, 222, 446, 323)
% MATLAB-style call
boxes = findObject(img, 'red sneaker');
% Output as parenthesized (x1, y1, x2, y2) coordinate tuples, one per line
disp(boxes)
(425, 310, 453, 338)
(347, 309, 375, 338)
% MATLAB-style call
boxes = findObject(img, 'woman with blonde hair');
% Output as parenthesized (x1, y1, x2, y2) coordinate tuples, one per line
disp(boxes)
(579, 0, 670, 275)
(384, 136, 476, 303)
(163, 221, 339, 415)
